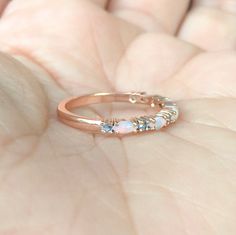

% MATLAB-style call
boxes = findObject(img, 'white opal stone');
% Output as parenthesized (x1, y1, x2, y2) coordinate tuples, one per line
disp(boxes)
(155, 116, 166, 130)
(113, 121, 135, 134)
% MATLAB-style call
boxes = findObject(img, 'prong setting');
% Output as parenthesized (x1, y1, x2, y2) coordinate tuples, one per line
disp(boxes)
(100, 97, 179, 135)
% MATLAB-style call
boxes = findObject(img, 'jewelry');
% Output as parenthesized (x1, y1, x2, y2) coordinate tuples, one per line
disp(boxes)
(57, 92, 179, 135)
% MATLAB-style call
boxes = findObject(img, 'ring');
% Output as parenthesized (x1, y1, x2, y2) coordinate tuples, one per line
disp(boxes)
(57, 92, 179, 135)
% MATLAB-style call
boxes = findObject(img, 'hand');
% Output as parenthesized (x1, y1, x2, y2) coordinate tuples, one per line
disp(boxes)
(0, 1, 235, 234)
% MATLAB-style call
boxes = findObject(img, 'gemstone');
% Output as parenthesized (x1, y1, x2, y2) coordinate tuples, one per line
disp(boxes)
(155, 116, 166, 130)
(101, 123, 113, 133)
(113, 120, 135, 134)
(170, 107, 179, 122)
(147, 120, 156, 130)
(137, 118, 148, 131)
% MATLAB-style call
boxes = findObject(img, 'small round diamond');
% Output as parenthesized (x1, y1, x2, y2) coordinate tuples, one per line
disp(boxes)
(101, 123, 113, 133)
(170, 107, 179, 122)
(147, 120, 156, 130)
(137, 118, 148, 131)
(155, 116, 166, 130)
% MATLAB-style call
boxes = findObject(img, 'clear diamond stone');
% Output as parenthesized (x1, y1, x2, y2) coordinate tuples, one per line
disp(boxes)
(101, 123, 113, 133)
(147, 120, 156, 130)
(170, 107, 179, 122)
(137, 118, 148, 131)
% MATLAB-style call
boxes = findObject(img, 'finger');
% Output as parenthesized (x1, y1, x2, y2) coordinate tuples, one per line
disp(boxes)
(0, 0, 141, 95)
(179, 0, 236, 50)
(158, 52, 236, 100)
(3, 0, 109, 11)
(108, 0, 191, 33)
(115, 34, 200, 94)
(91, 0, 109, 8)
(115, 34, 236, 100)
(0, 53, 47, 143)
(76, 0, 110, 8)
(0, 0, 9, 15)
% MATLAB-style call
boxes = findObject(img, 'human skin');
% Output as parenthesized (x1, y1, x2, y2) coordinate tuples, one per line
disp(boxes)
(0, 0, 236, 234)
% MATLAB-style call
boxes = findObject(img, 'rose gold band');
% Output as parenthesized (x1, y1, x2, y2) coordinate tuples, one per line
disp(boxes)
(57, 92, 179, 135)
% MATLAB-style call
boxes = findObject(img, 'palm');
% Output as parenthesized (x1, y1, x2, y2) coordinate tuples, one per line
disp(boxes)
(0, 0, 235, 234)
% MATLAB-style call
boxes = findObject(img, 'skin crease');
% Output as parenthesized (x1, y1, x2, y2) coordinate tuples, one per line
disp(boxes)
(0, 0, 235, 234)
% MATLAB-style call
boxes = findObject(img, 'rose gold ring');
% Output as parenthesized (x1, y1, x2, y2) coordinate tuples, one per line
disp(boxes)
(57, 92, 179, 135)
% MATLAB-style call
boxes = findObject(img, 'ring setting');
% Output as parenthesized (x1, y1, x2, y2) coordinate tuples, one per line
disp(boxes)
(57, 92, 179, 136)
